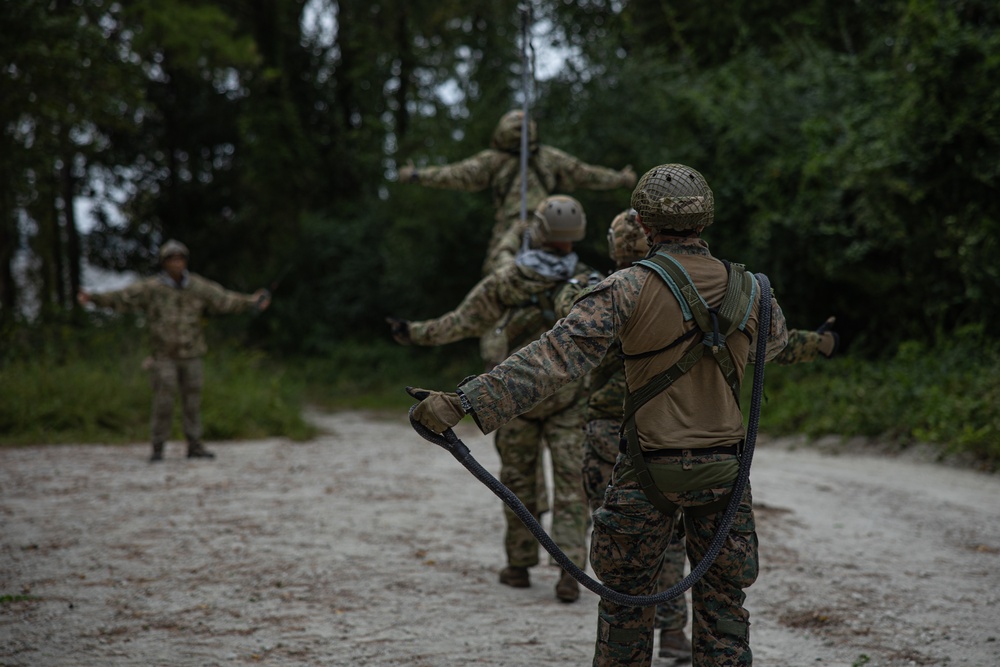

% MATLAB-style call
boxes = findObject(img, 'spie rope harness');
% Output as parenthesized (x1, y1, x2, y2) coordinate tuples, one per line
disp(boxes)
(410, 273, 774, 607)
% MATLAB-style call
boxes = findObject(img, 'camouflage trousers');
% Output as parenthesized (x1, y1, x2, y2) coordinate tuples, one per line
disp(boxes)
(148, 357, 204, 446)
(590, 451, 758, 667)
(583, 420, 689, 633)
(495, 401, 588, 568)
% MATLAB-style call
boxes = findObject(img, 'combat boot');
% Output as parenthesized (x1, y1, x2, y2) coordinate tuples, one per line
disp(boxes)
(498, 566, 530, 588)
(186, 442, 216, 459)
(658, 628, 692, 662)
(554, 569, 579, 603)
(149, 443, 164, 463)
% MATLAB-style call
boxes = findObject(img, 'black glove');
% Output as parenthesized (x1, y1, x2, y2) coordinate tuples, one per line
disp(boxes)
(386, 317, 412, 345)
(406, 386, 465, 434)
(815, 316, 839, 359)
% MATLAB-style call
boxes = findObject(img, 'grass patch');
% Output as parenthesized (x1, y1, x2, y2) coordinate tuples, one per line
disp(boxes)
(748, 324, 1000, 469)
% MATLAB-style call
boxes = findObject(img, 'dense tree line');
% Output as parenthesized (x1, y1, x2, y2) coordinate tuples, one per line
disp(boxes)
(2, 0, 998, 357)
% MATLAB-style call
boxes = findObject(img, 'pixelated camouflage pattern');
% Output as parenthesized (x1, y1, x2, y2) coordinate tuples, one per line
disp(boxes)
(460, 243, 788, 435)
(149, 357, 203, 445)
(607, 209, 649, 268)
(583, 420, 689, 633)
(412, 145, 631, 273)
(774, 329, 827, 364)
(497, 400, 588, 567)
(591, 452, 757, 667)
(89, 272, 260, 359)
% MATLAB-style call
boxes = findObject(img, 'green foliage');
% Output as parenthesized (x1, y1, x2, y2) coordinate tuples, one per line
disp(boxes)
(0, 320, 315, 446)
(753, 325, 1000, 468)
(291, 338, 483, 411)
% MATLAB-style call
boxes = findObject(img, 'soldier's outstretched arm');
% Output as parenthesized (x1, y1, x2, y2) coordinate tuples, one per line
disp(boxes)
(398, 150, 503, 192)
(774, 316, 839, 365)
(544, 146, 637, 191)
(403, 271, 508, 347)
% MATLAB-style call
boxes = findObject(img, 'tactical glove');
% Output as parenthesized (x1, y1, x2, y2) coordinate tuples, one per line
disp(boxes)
(406, 386, 465, 434)
(816, 316, 839, 359)
(398, 159, 418, 183)
(386, 317, 412, 345)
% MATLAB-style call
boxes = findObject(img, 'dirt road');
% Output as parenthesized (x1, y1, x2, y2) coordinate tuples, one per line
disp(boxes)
(2, 410, 998, 666)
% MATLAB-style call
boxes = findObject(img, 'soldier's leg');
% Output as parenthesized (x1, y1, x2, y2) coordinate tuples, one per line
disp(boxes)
(582, 419, 620, 513)
(148, 359, 179, 459)
(590, 462, 674, 666)
(683, 485, 757, 667)
(178, 358, 212, 458)
(495, 417, 543, 571)
(543, 403, 588, 568)
(656, 516, 691, 660)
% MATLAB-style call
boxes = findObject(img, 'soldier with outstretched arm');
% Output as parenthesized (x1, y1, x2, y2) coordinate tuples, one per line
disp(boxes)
(398, 109, 636, 275)
(408, 165, 790, 666)
(78, 239, 271, 462)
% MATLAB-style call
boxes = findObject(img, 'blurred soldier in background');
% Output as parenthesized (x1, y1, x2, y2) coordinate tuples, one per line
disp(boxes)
(78, 239, 271, 462)
(398, 109, 637, 274)
(390, 195, 598, 603)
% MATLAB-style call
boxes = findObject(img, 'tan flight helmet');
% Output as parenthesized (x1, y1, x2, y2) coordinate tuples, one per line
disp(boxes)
(630, 164, 714, 232)
(533, 195, 586, 244)
(158, 239, 190, 262)
(607, 208, 649, 268)
(491, 109, 539, 153)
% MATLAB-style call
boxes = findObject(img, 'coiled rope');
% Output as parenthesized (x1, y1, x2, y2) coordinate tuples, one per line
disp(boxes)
(410, 273, 772, 607)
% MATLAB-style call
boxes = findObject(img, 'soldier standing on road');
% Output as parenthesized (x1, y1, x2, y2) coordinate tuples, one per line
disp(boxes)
(78, 240, 271, 463)
(397, 109, 637, 275)
(389, 195, 598, 603)
(406, 164, 791, 666)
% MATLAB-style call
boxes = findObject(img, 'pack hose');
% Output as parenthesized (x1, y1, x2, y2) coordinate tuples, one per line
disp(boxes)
(410, 273, 772, 607)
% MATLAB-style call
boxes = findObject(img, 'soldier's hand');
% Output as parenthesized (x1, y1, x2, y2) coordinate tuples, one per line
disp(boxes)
(253, 289, 272, 311)
(620, 164, 637, 189)
(816, 316, 839, 358)
(386, 317, 412, 345)
(77, 290, 91, 305)
(406, 386, 466, 434)
(398, 160, 417, 183)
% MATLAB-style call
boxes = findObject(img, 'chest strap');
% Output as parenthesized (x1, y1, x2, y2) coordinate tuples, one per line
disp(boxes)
(621, 252, 757, 515)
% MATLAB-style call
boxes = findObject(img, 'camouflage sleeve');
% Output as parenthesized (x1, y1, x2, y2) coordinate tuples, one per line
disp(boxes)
(773, 329, 824, 365)
(543, 146, 631, 192)
(193, 275, 258, 315)
(748, 292, 789, 364)
(459, 271, 640, 434)
(414, 150, 506, 192)
(88, 278, 155, 312)
(408, 271, 508, 346)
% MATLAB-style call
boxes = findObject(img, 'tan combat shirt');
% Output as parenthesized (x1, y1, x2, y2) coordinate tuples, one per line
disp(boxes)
(460, 239, 789, 451)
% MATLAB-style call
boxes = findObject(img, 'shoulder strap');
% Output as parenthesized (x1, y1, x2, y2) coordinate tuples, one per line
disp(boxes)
(621, 253, 757, 515)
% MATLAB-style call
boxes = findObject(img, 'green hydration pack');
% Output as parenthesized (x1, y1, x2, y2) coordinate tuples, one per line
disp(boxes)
(621, 252, 757, 517)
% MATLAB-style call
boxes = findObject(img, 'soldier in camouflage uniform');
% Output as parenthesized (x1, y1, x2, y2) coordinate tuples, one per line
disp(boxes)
(407, 164, 795, 666)
(78, 240, 271, 462)
(391, 196, 598, 603)
(398, 109, 637, 275)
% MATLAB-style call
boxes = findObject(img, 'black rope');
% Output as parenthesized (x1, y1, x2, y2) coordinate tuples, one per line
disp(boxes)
(410, 273, 773, 607)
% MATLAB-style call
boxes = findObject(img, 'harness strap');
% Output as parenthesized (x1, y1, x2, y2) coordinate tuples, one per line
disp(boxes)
(621, 253, 757, 515)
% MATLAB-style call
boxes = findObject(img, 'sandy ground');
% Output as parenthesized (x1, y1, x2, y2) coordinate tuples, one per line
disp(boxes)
(1, 409, 999, 667)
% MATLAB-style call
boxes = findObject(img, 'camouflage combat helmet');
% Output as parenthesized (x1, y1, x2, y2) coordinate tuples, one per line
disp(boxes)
(630, 164, 714, 231)
(607, 208, 649, 268)
(158, 239, 189, 261)
(491, 110, 539, 153)
(534, 195, 586, 243)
